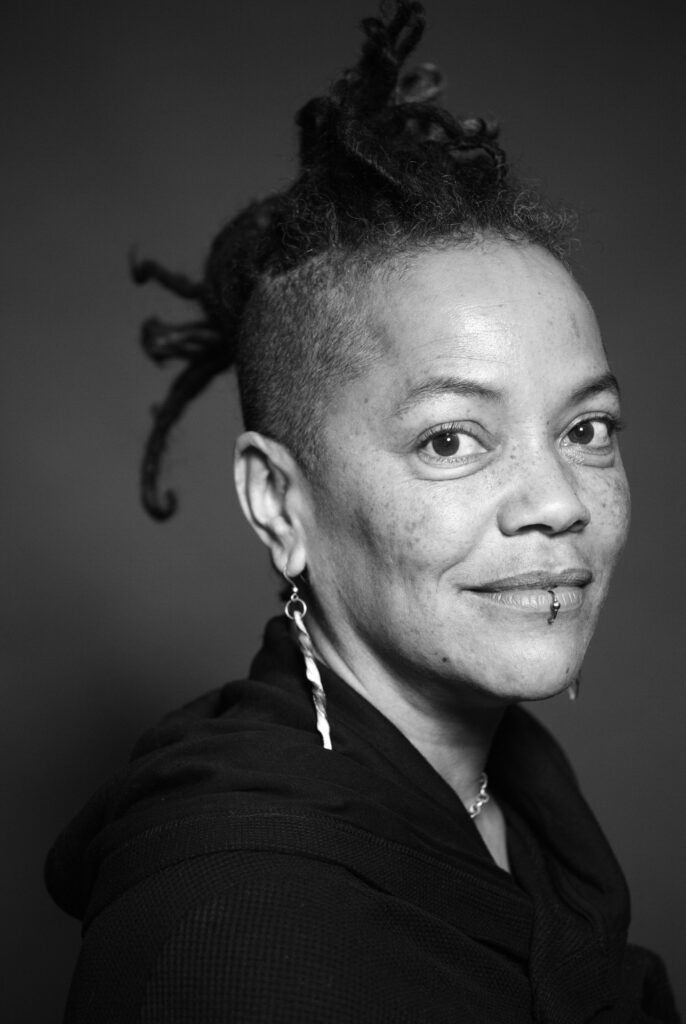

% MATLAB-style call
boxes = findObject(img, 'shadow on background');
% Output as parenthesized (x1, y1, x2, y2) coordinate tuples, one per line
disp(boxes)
(3, 1, 685, 1019)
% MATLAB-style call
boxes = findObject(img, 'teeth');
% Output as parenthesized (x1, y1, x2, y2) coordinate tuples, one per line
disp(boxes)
(476, 587, 585, 612)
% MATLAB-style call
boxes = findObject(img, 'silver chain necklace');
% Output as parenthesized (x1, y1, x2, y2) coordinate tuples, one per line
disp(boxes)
(467, 772, 490, 819)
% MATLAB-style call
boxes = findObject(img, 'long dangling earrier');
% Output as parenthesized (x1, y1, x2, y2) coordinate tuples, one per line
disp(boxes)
(283, 571, 332, 750)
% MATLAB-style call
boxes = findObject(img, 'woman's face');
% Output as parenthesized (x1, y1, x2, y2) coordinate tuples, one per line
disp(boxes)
(301, 241, 630, 705)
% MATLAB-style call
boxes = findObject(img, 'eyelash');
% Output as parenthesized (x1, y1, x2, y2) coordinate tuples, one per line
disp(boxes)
(416, 413, 625, 464)
(563, 413, 625, 447)
(417, 421, 488, 462)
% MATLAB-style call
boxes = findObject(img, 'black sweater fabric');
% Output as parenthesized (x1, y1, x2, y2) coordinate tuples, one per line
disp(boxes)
(46, 617, 678, 1023)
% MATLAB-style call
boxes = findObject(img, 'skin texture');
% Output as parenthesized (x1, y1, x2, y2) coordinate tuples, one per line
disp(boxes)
(235, 240, 631, 869)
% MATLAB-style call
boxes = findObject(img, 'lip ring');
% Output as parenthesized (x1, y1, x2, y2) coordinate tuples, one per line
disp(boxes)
(467, 585, 587, 617)
(547, 588, 561, 624)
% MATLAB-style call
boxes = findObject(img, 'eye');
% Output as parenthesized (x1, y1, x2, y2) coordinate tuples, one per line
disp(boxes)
(561, 415, 621, 452)
(429, 429, 461, 457)
(418, 423, 489, 465)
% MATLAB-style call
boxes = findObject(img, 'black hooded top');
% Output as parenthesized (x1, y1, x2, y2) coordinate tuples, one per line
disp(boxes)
(46, 617, 678, 1023)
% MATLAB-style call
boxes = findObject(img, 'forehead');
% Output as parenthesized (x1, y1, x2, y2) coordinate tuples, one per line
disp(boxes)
(362, 242, 607, 401)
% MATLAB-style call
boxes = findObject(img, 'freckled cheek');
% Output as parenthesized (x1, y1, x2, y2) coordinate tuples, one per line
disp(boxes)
(587, 471, 631, 562)
(359, 498, 481, 583)
(352, 503, 432, 572)
(327, 485, 468, 580)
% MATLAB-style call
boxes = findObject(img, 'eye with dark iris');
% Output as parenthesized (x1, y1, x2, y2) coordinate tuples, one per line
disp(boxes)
(418, 424, 490, 465)
(565, 418, 618, 449)
(430, 431, 460, 456)
(568, 421, 596, 445)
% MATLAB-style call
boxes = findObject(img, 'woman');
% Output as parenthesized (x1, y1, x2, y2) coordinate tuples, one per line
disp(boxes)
(46, 2, 678, 1020)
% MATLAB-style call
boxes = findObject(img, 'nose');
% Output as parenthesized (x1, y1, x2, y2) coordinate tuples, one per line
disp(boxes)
(496, 445, 591, 537)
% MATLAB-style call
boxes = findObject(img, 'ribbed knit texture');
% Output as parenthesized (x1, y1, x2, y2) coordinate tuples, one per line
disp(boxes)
(46, 617, 679, 1023)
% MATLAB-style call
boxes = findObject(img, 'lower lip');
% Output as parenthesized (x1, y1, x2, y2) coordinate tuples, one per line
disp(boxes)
(469, 586, 586, 615)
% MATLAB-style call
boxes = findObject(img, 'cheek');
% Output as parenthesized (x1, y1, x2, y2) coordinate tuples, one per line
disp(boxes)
(346, 491, 433, 577)
(309, 469, 397, 581)
(589, 469, 631, 564)
(314, 472, 478, 587)
(348, 485, 487, 590)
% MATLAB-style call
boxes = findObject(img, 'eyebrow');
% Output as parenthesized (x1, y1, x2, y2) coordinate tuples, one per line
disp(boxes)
(568, 371, 621, 405)
(393, 376, 503, 416)
(393, 369, 621, 418)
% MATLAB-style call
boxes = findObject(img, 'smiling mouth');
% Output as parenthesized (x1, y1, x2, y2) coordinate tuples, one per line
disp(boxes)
(468, 568, 592, 616)
(472, 568, 593, 591)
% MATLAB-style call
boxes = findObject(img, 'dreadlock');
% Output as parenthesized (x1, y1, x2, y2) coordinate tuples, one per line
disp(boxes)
(133, 0, 572, 520)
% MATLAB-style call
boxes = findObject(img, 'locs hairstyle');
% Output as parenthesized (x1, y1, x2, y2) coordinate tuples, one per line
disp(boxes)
(134, 0, 572, 521)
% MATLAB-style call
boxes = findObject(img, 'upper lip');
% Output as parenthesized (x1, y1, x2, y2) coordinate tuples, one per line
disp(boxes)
(471, 568, 593, 591)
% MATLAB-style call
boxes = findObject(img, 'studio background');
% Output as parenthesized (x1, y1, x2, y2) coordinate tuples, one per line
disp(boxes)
(3, 1, 684, 1019)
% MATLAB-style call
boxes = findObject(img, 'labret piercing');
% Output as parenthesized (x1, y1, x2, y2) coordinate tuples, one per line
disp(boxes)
(547, 588, 561, 625)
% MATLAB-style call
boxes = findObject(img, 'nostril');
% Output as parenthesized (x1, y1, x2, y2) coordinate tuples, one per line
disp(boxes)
(496, 472, 591, 537)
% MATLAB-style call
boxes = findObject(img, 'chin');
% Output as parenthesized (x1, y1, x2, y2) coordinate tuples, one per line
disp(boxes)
(441, 627, 591, 705)
(486, 644, 587, 703)
(510, 673, 578, 703)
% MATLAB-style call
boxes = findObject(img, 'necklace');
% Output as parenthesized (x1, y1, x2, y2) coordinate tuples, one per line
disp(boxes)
(467, 772, 490, 819)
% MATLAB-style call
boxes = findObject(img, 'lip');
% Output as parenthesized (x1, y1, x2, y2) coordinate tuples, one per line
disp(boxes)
(467, 568, 593, 618)
(470, 568, 593, 592)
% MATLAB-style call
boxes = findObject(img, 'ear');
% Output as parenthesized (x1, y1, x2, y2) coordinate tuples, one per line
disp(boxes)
(233, 431, 309, 577)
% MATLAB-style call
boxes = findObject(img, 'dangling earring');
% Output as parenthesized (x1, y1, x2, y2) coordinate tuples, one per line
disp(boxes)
(284, 571, 332, 750)
(568, 675, 581, 701)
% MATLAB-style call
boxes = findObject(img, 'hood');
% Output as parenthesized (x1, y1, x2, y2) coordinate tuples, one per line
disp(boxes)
(46, 616, 629, 959)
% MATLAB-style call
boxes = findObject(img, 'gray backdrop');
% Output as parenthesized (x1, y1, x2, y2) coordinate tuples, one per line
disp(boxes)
(4, 1, 685, 1019)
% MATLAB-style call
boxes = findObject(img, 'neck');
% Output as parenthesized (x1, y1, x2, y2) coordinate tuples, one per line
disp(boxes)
(308, 621, 506, 808)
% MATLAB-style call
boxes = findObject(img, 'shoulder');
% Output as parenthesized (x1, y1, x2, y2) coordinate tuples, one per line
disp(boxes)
(65, 850, 430, 1023)
(64, 842, 530, 1023)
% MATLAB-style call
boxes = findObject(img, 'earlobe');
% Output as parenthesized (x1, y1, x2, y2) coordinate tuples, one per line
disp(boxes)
(233, 431, 308, 575)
